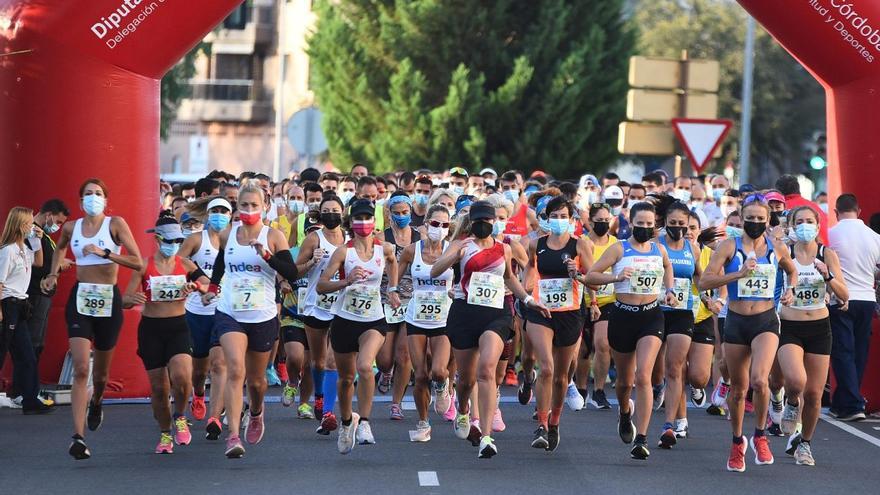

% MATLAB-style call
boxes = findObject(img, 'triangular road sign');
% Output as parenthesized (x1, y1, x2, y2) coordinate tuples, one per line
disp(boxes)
(671, 118, 733, 173)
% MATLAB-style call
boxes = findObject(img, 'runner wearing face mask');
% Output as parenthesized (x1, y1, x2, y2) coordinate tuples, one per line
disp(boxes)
(583, 203, 617, 410)
(396, 205, 455, 442)
(292, 182, 324, 247)
(122, 214, 210, 453)
(42, 178, 144, 460)
(700, 194, 798, 472)
(411, 176, 433, 228)
(179, 197, 232, 438)
(778, 206, 848, 466)
(448, 167, 469, 197)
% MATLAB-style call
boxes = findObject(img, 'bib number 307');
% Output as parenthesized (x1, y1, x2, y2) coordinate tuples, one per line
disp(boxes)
(467, 272, 505, 309)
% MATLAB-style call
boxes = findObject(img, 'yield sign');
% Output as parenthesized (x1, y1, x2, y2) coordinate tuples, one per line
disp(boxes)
(671, 118, 733, 173)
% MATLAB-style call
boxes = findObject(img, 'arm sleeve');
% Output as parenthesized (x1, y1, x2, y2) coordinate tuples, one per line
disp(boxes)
(267, 250, 299, 282)
(187, 267, 207, 282)
(209, 249, 226, 286)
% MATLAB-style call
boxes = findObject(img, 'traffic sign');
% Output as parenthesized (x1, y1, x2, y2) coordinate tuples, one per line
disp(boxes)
(671, 118, 732, 173)
(618, 122, 675, 155)
(287, 106, 328, 156)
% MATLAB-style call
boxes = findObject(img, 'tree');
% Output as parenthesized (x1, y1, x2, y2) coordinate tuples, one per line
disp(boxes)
(633, 0, 825, 182)
(160, 43, 210, 140)
(308, 0, 635, 177)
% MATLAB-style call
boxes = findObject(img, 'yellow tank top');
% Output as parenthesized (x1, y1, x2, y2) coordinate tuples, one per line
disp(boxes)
(694, 246, 714, 323)
(272, 214, 293, 240)
(587, 235, 618, 307)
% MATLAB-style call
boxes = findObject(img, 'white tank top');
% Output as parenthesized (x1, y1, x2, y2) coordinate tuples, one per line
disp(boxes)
(185, 230, 219, 316)
(785, 247, 827, 311)
(613, 240, 664, 296)
(70, 217, 121, 266)
(217, 225, 277, 323)
(302, 229, 345, 321)
(406, 241, 453, 328)
(331, 240, 385, 322)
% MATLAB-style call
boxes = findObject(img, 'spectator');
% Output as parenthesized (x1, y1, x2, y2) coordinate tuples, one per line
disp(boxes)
(350, 163, 370, 179)
(775, 174, 829, 244)
(194, 178, 220, 198)
(828, 193, 880, 421)
(180, 183, 196, 202)
(299, 167, 321, 184)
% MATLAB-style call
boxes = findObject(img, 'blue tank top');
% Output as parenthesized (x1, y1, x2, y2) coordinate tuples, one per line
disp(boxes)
(659, 235, 695, 311)
(724, 236, 778, 302)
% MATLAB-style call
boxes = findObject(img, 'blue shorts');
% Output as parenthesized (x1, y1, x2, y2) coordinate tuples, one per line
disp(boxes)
(185, 311, 219, 359)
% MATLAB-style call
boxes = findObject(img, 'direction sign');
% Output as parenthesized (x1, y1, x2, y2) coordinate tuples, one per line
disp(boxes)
(671, 118, 733, 173)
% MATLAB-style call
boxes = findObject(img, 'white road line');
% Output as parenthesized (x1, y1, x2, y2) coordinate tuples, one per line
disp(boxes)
(872, 427, 880, 431)
(820, 414, 880, 448)
(418, 471, 439, 487)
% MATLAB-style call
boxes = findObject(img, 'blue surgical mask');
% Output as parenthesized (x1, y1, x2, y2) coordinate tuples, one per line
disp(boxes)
(503, 189, 520, 204)
(82, 195, 105, 217)
(392, 213, 411, 229)
(208, 213, 230, 231)
(712, 188, 725, 202)
(414, 193, 429, 207)
(611, 206, 622, 216)
(548, 218, 570, 236)
(673, 189, 692, 203)
(538, 216, 551, 232)
(794, 223, 818, 242)
(451, 185, 465, 196)
(492, 220, 507, 237)
(44, 222, 60, 234)
(288, 200, 305, 214)
(159, 242, 180, 257)
(725, 226, 743, 238)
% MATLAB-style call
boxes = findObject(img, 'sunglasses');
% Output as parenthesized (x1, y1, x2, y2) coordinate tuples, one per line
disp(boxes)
(590, 202, 611, 209)
(449, 167, 468, 176)
(428, 220, 451, 228)
(743, 193, 767, 204)
(158, 237, 184, 245)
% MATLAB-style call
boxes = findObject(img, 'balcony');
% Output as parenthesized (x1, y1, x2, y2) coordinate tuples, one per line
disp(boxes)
(178, 79, 271, 123)
(205, 6, 274, 54)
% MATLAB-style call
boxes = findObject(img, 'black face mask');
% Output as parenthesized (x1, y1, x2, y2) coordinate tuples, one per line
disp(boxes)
(471, 221, 493, 239)
(743, 220, 766, 239)
(769, 211, 781, 227)
(666, 226, 686, 241)
(320, 212, 342, 229)
(632, 226, 653, 243)
(591, 221, 610, 237)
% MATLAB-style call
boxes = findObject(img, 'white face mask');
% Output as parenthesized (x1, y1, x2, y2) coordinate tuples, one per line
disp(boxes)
(427, 225, 448, 241)
(673, 189, 691, 203)
(273, 197, 285, 208)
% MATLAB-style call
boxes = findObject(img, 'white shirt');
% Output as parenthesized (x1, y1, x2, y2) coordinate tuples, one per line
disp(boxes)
(0, 243, 35, 300)
(829, 218, 880, 302)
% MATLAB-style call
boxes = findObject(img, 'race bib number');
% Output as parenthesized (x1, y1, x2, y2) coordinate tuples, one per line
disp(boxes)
(231, 276, 268, 311)
(664, 278, 691, 308)
(150, 275, 187, 302)
(342, 284, 382, 319)
(538, 278, 575, 310)
(317, 291, 339, 311)
(413, 290, 450, 323)
(296, 287, 309, 314)
(467, 272, 505, 309)
(596, 280, 615, 298)
(629, 263, 662, 295)
(737, 264, 776, 299)
(76, 283, 114, 317)
(792, 275, 826, 308)
(384, 301, 407, 324)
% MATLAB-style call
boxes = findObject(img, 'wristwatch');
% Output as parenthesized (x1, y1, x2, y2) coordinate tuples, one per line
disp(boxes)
(102, 248, 111, 259)
(388, 286, 399, 293)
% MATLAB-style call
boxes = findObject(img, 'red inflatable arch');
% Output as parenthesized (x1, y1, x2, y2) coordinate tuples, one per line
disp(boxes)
(738, 0, 880, 412)
(0, 0, 243, 397)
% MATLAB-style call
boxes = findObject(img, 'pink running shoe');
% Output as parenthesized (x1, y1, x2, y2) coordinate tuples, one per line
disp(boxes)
(174, 416, 192, 446)
(155, 432, 173, 454)
(244, 411, 265, 445)
(225, 435, 245, 458)
(444, 392, 457, 422)
(191, 394, 207, 421)
(492, 407, 506, 432)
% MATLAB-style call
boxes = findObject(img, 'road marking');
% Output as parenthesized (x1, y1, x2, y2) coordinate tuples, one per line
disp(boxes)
(873, 427, 880, 431)
(402, 402, 417, 411)
(820, 414, 880, 448)
(418, 471, 439, 487)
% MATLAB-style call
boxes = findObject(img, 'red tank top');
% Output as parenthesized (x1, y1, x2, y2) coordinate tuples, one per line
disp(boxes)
(504, 203, 529, 240)
(142, 256, 187, 301)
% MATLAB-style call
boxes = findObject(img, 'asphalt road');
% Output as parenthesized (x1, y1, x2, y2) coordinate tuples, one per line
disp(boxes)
(2, 390, 879, 495)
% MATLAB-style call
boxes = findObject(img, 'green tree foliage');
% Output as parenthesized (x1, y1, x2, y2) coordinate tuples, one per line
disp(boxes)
(308, 0, 635, 177)
(633, 0, 825, 179)
(160, 43, 210, 140)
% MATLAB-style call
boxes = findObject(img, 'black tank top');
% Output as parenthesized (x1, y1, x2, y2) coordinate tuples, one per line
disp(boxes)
(536, 236, 578, 279)
(384, 227, 421, 258)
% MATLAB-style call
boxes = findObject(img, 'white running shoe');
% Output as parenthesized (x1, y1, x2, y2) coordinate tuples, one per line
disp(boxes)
(690, 387, 707, 408)
(356, 421, 376, 445)
(433, 379, 451, 416)
(478, 436, 497, 459)
(453, 412, 470, 440)
(409, 420, 432, 442)
(337, 413, 360, 455)
(769, 388, 784, 425)
(781, 400, 801, 436)
(674, 418, 689, 438)
(565, 382, 585, 411)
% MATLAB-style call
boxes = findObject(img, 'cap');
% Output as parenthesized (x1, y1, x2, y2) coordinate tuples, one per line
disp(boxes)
(304, 215, 322, 233)
(455, 194, 475, 213)
(180, 212, 199, 225)
(530, 170, 547, 179)
(147, 221, 185, 241)
(536, 195, 553, 216)
(449, 166, 469, 178)
(207, 198, 233, 212)
(739, 183, 757, 194)
(765, 191, 786, 205)
(603, 185, 624, 201)
(469, 201, 495, 221)
(579, 174, 599, 188)
(349, 198, 375, 218)
(479, 167, 498, 177)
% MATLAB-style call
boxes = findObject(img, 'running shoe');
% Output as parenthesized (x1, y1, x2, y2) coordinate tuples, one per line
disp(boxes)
(767, 421, 784, 437)
(225, 435, 245, 459)
(617, 399, 635, 444)
(453, 412, 470, 440)
(690, 387, 707, 408)
(467, 419, 482, 447)
(744, 396, 754, 414)
(785, 432, 803, 456)
(531, 425, 549, 449)
(794, 441, 815, 466)
(750, 435, 774, 465)
(836, 410, 867, 421)
(781, 400, 801, 435)
(492, 407, 506, 432)
(356, 421, 376, 445)
(769, 389, 784, 424)
(706, 404, 727, 416)
(504, 367, 518, 387)
(155, 432, 174, 454)
(565, 382, 585, 411)
(390, 403, 404, 421)
(711, 379, 729, 408)
(673, 418, 689, 438)
(205, 417, 222, 440)
(547, 425, 560, 452)
(314, 396, 325, 418)
(443, 394, 457, 422)
(410, 420, 431, 442)
(244, 411, 265, 445)
(588, 389, 612, 410)
(297, 403, 315, 420)
(658, 422, 677, 449)
(630, 439, 649, 460)
(727, 440, 747, 472)
(478, 436, 497, 459)
(337, 413, 360, 455)
(68, 436, 91, 460)
(191, 394, 207, 421)
(266, 366, 282, 387)
(316, 412, 338, 435)
(652, 382, 666, 410)
(377, 371, 393, 395)
(518, 370, 536, 405)
(174, 416, 192, 446)
(433, 379, 452, 416)
(87, 401, 103, 431)
(281, 384, 298, 407)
